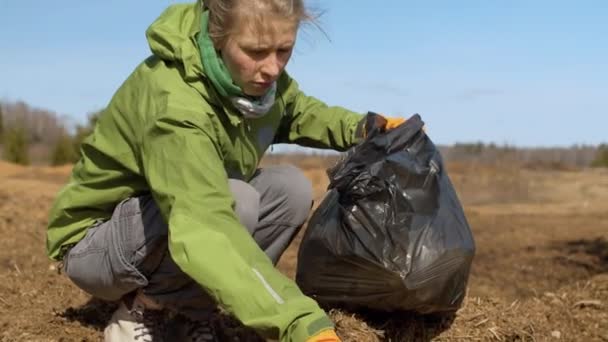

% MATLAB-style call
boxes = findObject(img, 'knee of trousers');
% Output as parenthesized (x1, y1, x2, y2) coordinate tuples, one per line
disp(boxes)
(228, 179, 261, 233)
(264, 165, 313, 227)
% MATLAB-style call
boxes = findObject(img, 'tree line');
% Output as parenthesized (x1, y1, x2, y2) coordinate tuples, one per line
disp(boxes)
(439, 142, 608, 169)
(0, 100, 100, 166)
(1, 99, 607, 168)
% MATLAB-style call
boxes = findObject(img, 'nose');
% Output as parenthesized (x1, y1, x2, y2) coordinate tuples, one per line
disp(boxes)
(260, 53, 281, 80)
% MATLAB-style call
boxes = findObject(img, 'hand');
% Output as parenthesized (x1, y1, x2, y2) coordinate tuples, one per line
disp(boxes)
(382, 114, 426, 132)
(360, 113, 403, 138)
(383, 116, 406, 130)
(360, 112, 422, 139)
(306, 329, 341, 342)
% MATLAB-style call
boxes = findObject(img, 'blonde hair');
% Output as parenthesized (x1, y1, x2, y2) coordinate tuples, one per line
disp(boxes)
(202, 0, 315, 46)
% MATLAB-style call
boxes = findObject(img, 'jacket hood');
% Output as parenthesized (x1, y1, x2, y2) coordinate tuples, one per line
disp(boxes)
(146, 2, 205, 85)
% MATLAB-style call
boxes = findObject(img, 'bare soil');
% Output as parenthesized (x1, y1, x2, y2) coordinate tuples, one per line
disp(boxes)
(0, 159, 606, 341)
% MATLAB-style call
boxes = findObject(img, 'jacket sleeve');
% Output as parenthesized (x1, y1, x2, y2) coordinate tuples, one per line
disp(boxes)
(141, 112, 333, 341)
(275, 76, 365, 151)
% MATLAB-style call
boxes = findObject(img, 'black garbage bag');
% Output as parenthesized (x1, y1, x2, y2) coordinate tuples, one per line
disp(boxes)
(296, 114, 475, 314)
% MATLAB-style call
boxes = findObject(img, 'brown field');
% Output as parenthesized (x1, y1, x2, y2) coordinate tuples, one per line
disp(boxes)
(0, 157, 606, 341)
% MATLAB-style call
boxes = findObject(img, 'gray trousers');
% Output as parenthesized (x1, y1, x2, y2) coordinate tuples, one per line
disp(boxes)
(63, 165, 313, 318)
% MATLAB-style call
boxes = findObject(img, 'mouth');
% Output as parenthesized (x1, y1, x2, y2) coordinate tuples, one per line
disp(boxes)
(252, 81, 273, 89)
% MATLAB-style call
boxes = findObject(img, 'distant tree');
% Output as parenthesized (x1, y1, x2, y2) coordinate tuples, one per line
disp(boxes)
(3, 125, 29, 165)
(0, 103, 4, 143)
(455, 141, 484, 155)
(591, 144, 608, 168)
(51, 130, 76, 166)
(72, 109, 103, 159)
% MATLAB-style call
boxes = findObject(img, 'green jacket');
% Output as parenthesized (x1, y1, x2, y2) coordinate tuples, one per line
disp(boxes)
(46, 2, 364, 341)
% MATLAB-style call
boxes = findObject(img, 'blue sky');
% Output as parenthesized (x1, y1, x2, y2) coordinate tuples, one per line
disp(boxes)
(1, 0, 606, 147)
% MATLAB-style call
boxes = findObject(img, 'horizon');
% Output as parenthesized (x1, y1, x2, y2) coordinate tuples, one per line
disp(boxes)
(1, 1, 606, 148)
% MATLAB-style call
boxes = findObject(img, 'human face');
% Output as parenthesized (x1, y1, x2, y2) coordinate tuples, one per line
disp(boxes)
(220, 18, 297, 96)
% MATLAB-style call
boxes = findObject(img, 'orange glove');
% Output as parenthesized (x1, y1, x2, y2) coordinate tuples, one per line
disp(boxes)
(361, 113, 406, 139)
(306, 329, 342, 342)
(383, 115, 426, 132)
(383, 116, 406, 130)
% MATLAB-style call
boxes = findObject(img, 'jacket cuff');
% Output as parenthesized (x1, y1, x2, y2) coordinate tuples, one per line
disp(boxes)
(287, 314, 334, 342)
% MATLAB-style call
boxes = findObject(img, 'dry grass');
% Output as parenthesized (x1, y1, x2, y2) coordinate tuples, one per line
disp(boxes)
(1, 157, 607, 341)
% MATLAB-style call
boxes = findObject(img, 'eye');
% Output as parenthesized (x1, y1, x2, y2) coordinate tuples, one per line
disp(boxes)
(244, 48, 268, 58)
(277, 47, 292, 55)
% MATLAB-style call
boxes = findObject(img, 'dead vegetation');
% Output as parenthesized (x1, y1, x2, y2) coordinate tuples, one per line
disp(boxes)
(0, 158, 607, 341)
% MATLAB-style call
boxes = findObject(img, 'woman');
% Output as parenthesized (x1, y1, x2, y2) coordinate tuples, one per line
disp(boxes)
(46, 0, 404, 341)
